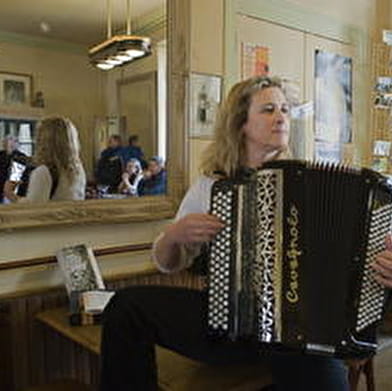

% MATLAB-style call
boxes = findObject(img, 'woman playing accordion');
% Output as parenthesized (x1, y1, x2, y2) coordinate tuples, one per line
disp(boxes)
(100, 76, 392, 391)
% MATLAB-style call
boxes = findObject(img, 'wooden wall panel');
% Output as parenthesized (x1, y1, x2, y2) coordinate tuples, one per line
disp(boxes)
(0, 302, 13, 390)
(1, 271, 203, 391)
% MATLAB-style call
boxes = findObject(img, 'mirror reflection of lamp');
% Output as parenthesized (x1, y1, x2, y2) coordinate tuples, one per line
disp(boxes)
(89, 0, 151, 71)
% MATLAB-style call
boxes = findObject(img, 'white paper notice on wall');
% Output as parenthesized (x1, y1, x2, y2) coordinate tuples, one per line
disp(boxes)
(383, 30, 392, 46)
(291, 101, 314, 119)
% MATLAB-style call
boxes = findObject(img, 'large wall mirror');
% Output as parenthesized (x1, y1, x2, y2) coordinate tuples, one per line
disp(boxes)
(0, 0, 188, 230)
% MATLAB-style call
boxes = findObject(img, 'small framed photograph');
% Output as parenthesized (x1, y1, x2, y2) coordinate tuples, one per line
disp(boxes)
(372, 156, 389, 173)
(373, 140, 392, 157)
(375, 77, 392, 94)
(383, 30, 392, 46)
(0, 71, 32, 106)
(374, 94, 392, 109)
(189, 73, 222, 138)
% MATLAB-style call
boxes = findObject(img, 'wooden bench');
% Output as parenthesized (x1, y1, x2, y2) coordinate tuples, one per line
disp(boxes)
(24, 379, 93, 391)
(35, 308, 392, 391)
(35, 308, 273, 391)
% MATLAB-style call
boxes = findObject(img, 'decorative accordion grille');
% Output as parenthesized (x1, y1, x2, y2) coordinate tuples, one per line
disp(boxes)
(356, 203, 392, 331)
(255, 170, 279, 342)
(208, 189, 234, 332)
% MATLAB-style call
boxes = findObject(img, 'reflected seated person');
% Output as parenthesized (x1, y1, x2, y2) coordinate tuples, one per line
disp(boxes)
(95, 135, 124, 193)
(118, 158, 144, 197)
(3, 157, 35, 202)
(0, 135, 27, 203)
(138, 156, 167, 196)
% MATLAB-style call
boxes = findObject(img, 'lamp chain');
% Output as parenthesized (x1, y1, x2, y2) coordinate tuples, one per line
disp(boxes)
(106, 0, 112, 39)
(126, 0, 132, 35)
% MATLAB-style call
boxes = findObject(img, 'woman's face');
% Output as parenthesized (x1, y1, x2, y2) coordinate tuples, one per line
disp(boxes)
(242, 86, 290, 155)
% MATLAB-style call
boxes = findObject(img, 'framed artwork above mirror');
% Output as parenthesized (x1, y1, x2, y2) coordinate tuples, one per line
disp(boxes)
(0, 0, 189, 231)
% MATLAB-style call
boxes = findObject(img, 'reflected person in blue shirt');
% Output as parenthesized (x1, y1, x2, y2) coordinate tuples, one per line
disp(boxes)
(121, 135, 147, 169)
(138, 156, 167, 196)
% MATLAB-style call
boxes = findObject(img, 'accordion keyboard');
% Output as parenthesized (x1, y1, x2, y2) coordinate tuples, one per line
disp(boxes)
(208, 188, 234, 333)
(356, 203, 392, 331)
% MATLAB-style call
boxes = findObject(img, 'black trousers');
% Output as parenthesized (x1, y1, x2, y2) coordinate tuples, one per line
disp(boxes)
(100, 286, 349, 391)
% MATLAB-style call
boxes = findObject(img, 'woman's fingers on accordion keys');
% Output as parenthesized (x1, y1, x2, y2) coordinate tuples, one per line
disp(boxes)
(372, 258, 392, 277)
(374, 273, 392, 288)
(175, 213, 224, 244)
(372, 252, 392, 288)
(192, 224, 224, 243)
(386, 233, 392, 251)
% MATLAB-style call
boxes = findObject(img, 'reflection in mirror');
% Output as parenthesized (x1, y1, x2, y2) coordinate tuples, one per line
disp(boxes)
(0, 0, 167, 206)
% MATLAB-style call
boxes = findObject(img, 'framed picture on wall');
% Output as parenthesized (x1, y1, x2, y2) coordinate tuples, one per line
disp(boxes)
(0, 71, 32, 106)
(189, 73, 222, 138)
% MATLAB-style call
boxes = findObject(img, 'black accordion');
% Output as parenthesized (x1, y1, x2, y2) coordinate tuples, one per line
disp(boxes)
(206, 160, 392, 358)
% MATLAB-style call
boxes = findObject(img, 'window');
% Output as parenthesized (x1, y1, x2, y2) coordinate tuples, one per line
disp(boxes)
(0, 118, 37, 156)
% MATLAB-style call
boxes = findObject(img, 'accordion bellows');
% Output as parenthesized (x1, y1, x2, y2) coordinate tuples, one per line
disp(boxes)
(207, 160, 392, 358)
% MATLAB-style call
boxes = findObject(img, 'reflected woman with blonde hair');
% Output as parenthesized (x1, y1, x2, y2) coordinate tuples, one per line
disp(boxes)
(24, 116, 86, 202)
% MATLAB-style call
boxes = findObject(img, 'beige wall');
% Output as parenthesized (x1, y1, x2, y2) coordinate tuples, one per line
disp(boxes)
(0, 40, 106, 175)
(287, 0, 374, 30)
(188, 0, 224, 184)
(0, 0, 391, 297)
(0, 23, 169, 297)
(188, 0, 386, 178)
(0, 24, 172, 296)
(105, 27, 165, 160)
(190, 0, 224, 75)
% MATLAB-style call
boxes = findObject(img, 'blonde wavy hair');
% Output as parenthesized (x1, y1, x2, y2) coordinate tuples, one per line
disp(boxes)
(34, 116, 82, 179)
(199, 76, 291, 178)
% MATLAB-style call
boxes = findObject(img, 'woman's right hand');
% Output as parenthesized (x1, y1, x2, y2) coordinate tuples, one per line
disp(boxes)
(164, 213, 224, 246)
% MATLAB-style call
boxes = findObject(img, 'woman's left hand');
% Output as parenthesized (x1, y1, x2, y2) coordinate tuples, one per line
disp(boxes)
(372, 234, 392, 288)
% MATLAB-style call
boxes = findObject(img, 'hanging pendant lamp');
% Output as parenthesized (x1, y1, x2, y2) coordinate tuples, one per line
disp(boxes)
(89, 0, 152, 70)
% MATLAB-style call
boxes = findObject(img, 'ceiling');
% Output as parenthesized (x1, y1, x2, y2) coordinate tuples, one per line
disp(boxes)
(0, 0, 165, 46)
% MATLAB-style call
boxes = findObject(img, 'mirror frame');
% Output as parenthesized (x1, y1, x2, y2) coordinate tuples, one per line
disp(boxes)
(0, 0, 189, 231)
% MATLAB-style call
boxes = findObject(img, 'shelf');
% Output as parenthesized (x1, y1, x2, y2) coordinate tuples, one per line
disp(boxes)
(0, 105, 44, 120)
